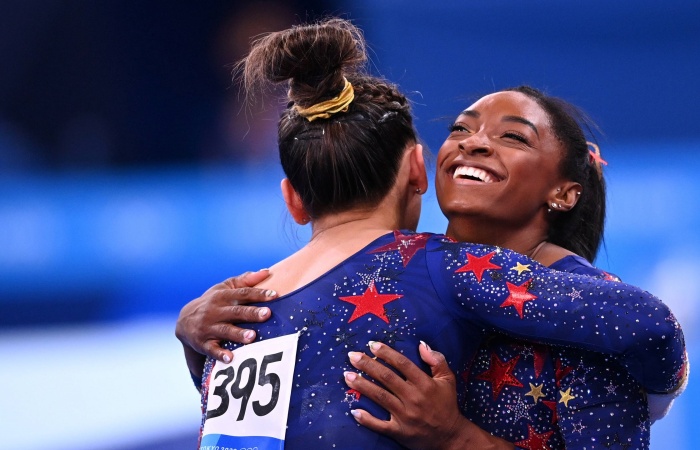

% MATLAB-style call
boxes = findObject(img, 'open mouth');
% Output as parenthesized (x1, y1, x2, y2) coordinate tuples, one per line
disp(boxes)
(451, 165, 500, 183)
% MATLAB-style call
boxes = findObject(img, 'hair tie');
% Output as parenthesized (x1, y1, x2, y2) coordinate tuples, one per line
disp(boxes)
(294, 78, 355, 122)
(587, 142, 607, 179)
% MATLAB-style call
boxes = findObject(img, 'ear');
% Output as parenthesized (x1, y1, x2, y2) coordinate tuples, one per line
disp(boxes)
(408, 143, 429, 195)
(547, 181, 583, 212)
(281, 178, 310, 225)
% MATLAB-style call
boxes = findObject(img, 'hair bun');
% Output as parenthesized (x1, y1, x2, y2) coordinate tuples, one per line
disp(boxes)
(241, 18, 367, 107)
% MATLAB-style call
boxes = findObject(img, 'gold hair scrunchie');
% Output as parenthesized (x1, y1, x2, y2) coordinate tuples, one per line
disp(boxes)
(294, 78, 355, 122)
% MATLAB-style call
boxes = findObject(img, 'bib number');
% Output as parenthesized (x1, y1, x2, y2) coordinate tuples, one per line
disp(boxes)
(201, 333, 300, 450)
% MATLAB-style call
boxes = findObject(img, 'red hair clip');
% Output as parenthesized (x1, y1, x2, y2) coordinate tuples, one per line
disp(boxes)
(587, 142, 607, 179)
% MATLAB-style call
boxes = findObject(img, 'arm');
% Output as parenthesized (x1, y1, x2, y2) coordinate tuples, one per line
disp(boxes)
(427, 241, 687, 394)
(175, 270, 278, 383)
(344, 341, 514, 450)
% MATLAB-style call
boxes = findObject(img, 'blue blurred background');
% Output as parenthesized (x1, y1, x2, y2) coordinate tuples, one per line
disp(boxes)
(1, 1, 698, 448)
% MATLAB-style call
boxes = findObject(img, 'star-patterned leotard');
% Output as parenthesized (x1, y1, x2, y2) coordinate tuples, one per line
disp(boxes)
(464, 255, 662, 449)
(199, 231, 686, 450)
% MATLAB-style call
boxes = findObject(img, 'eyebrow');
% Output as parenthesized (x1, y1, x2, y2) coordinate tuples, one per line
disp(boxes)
(502, 115, 539, 137)
(459, 110, 539, 137)
(460, 109, 479, 118)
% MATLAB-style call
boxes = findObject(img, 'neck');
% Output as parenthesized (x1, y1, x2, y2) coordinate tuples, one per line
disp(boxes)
(445, 216, 548, 260)
(445, 216, 575, 266)
(309, 196, 404, 244)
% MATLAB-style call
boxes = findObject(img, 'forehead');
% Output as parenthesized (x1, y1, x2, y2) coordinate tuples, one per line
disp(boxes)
(461, 91, 550, 127)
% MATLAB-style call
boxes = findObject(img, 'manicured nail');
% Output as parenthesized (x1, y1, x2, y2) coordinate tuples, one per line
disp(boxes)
(258, 307, 270, 317)
(344, 371, 357, 382)
(420, 340, 431, 352)
(368, 341, 380, 351)
(348, 351, 362, 363)
(350, 409, 361, 420)
(222, 354, 231, 364)
(244, 330, 256, 341)
(265, 290, 276, 297)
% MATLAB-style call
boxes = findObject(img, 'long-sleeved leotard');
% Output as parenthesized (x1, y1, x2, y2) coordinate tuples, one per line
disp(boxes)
(198, 231, 686, 449)
(464, 255, 664, 449)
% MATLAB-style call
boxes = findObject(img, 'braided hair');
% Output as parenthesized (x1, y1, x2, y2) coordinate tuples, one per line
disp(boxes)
(239, 18, 417, 219)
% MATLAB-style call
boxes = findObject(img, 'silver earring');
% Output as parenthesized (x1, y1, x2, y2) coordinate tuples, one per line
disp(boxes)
(556, 188, 561, 192)
(415, 189, 422, 194)
(557, 203, 562, 208)
(576, 191, 581, 196)
(551, 202, 557, 209)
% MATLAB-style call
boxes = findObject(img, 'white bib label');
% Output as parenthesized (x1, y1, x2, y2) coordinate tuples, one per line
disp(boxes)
(201, 332, 300, 450)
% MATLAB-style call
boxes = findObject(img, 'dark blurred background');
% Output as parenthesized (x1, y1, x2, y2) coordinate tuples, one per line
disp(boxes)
(1, 1, 698, 448)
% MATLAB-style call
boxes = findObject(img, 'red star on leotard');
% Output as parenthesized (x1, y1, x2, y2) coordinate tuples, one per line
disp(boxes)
(533, 345, 549, 379)
(554, 359, 573, 388)
(369, 230, 430, 267)
(602, 271, 619, 282)
(454, 251, 502, 282)
(476, 353, 523, 399)
(515, 424, 554, 450)
(500, 279, 537, 318)
(339, 281, 403, 323)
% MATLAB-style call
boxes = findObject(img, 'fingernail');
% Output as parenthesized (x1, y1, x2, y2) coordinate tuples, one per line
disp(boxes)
(348, 351, 362, 363)
(259, 268, 269, 271)
(344, 371, 357, 382)
(222, 354, 231, 364)
(350, 409, 361, 420)
(420, 340, 431, 352)
(244, 330, 255, 341)
(368, 341, 380, 351)
(265, 290, 276, 297)
(258, 307, 270, 317)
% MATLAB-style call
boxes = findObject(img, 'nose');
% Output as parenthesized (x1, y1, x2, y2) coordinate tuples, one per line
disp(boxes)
(458, 133, 493, 156)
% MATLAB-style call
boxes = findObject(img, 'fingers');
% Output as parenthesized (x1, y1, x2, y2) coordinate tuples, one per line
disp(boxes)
(418, 341, 455, 382)
(367, 341, 431, 384)
(344, 355, 403, 413)
(202, 339, 234, 364)
(222, 269, 272, 289)
(220, 304, 272, 324)
(212, 286, 278, 306)
(349, 409, 399, 438)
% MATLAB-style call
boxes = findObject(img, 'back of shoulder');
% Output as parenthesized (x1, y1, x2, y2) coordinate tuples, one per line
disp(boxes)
(550, 254, 621, 281)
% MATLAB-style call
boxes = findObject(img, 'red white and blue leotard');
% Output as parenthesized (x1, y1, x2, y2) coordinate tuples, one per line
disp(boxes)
(199, 231, 686, 449)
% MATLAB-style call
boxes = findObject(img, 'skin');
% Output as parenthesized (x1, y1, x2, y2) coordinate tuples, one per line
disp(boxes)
(437, 91, 581, 265)
(176, 91, 592, 449)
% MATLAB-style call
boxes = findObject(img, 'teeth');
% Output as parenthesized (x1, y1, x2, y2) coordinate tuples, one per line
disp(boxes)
(452, 166, 494, 183)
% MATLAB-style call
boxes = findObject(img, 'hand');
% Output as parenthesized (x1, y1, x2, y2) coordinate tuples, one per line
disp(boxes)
(175, 270, 278, 377)
(344, 341, 513, 450)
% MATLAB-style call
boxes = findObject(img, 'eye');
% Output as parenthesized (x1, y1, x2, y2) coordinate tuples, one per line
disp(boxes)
(448, 123, 471, 134)
(502, 132, 530, 145)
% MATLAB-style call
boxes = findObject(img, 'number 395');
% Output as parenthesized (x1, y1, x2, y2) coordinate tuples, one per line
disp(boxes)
(206, 352, 283, 421)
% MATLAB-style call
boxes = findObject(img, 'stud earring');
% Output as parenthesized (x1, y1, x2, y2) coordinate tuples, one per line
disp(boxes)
(551, 202, 557, 209)
(556, 188, 561, 192)
(415, 188, 423, 195)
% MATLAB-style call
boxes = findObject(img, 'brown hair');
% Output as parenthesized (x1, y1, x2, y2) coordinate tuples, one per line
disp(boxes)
(238, 18, 417, 218)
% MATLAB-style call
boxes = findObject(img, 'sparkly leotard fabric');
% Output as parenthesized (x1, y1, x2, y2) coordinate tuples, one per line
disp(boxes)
(199, 231, 686, 449)
(465, 255, 658, 449)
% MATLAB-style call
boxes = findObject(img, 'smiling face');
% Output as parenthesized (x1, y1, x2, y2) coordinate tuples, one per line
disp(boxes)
(436, 91, 567, 245)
